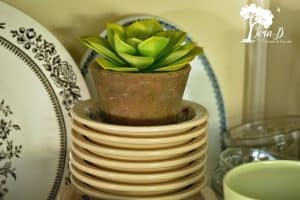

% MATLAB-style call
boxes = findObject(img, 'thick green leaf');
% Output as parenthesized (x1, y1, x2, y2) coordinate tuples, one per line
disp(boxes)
(138, 36, 169, 57)
(80, 36, 126, 65)
(154, 46, 203, 72)
(154, 56, 194, 72)
(126, 37, 142, 48)
(96, 58, 139, 72)
(154, 62, 187, 71)
(119, 52, 154, 69)
(125, 18, 163, 40)
(106, 23, 124, 47)
(114, 34, 137, 55)
(155, 30, 187, 57)
(187, 46, 204, 56)
(155, 43, 196, 67)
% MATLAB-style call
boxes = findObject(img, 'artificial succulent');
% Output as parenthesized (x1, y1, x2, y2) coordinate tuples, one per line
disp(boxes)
(80, 18, 203, 72)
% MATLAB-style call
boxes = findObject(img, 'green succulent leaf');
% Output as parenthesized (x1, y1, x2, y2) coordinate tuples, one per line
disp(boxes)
(125, 18, 163, 40)
(80, 36, 126, 65)
(155, 46, 203, 71)
(155, 30, 187, 57)
(154, 55, 195, 72)
(138, 36, 169, 57)
(155, 43, 196, 67)
(114, 34, 137, 55)
(106, 23, 125, 47)
(97, 58, 139, 72)
(185, 46, 204, 59)
(126, 37, 142, 48)
(80, 19, 204, 73)
(119, 52, 154, 69)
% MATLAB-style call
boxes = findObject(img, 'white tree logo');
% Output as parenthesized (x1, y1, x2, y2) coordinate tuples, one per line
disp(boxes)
(240, 4, 274, 43)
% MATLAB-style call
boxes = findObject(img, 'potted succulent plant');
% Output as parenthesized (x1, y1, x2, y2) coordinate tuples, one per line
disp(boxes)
(80, 18, 203, 125)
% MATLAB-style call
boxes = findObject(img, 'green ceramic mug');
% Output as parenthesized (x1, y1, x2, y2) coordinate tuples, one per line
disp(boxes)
(223, 160, 300, 200)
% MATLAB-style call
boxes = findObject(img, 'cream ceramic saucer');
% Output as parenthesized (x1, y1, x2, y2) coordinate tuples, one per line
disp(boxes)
(70, 175, 207, 200)
(72, 121, 208, 145)
(71, 130, 207, 161)
(72, 144, 207, 172)
(70, 176, 207, 200)
(84, 137, 188, 149)
(70, 152, 206, 184)
(72, 120, 208, 149)
(57, 182, 219, 200)
(70, 163, 206, 196)
(71, 99, 208, 137)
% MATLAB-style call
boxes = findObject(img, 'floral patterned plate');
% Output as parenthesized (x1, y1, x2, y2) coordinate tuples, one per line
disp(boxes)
(79, 15, 227, 176)
(0, 1, 90, 199)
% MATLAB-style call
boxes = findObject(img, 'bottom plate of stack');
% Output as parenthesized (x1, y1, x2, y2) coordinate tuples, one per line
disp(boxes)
(70, 175, 206, 200)
(57, 183, 218, 200)
(68, 99, 209, 199)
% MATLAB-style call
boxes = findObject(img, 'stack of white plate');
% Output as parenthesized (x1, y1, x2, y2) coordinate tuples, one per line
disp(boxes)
(70, 99, 209, 200)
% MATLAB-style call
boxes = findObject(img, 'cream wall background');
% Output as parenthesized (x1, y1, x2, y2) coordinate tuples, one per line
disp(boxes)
(4, 0, 247, 127)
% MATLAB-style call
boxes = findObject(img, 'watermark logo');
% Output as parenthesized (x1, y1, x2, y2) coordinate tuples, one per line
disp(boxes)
(240, 4, 291, 43)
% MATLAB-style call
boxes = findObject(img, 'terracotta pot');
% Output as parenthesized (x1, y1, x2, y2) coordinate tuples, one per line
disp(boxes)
(91, 63, 191, 125)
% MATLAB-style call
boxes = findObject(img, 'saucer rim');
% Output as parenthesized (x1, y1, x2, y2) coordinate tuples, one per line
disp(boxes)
(71, 130, 208, 160)
(72, 120, 208, 145)
(71, 143, 208, 172)
(70, 152, 207, 184)
(71, 99, 208, 136)
(69, 163, 206, 193)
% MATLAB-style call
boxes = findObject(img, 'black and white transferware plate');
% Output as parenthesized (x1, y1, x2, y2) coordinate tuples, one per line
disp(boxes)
(0, 2, 90, 199)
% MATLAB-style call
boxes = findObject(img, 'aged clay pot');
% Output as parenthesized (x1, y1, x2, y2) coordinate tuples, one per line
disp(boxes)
(91, 63, 191, 125)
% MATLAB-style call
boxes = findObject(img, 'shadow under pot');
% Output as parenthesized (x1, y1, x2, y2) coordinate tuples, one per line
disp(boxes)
(90, 63, 191, 125)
